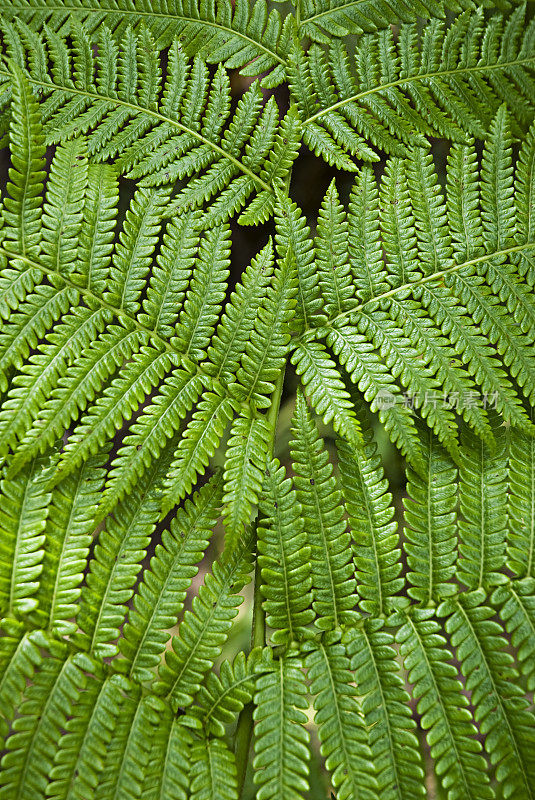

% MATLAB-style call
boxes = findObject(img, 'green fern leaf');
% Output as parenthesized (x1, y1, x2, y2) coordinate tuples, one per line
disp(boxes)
(291, 340, 362, 448)
(290, 390, 357, 628)
(253, 656, 310, 800)
(457, 413, 508, 590)
(76, 444, 177, 659)
(0, 453, 51, 617)
(34, 450, 108, 635)
(257, 458, 314, 644)
(184, 647, 271, 737)
(154, 533, 252, 711)
(119, 473, 222, 683)
(3, 64, 46, 258)
(235, 250, 296, 410)
(440, 592, 535, 799)
(303, 632, 377, 800)
(396, 609, 492, 800)
(492, 579, 535, 692)
(403, 423, 458, 605)
(345, 619, 425, 800)
(190, 736, 239, 800)
(337, 423, 403, 615)
(205, 239, 274, 383)
(506, 420, 535, 578)
(161, 386, 236, 514)
(223, 407, 271, 548)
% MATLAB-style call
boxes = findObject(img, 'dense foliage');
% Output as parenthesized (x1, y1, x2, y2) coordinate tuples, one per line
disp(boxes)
(0, 0, 534, 797)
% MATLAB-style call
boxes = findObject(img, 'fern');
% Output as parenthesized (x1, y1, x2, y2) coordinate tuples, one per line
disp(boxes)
(0, 0, 535, 797)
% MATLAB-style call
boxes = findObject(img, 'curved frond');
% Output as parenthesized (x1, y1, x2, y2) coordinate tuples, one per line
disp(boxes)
(154, 532, 252, 711)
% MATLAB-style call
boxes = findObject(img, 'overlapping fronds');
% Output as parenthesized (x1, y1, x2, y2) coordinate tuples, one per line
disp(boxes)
(294, 112, 535, 459)
(1, 0, 535, 797)
(0, 21, 298, 223)
(290, 6, 535, 170)
(0, 0, 290, 84)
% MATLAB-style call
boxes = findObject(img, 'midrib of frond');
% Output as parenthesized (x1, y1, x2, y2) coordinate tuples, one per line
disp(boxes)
(303, 56, 535, 126)
(405, 615, 473, 798)
(454, 600, 535, 800)
(300, 242, 535, 342)
(9, 2, 286, 65)
(0, 68, 272, 193)
(360, 628, 404, 800)
(110, 696, 143, 800)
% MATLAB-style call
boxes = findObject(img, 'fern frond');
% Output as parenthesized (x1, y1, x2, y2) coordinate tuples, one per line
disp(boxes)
(190, 736, 239, 800)
(345, 619, 425, 800)
(440, 592, 535, 798)
(257, 458, 314, 644)
(0, 23, 297, 221)
(46, 671, 128, 800)
(507, 420, 535, 578)
(206, 240, 274, 383)
(0, 453, 51, 617)
(0, 0, 288, 85)
(35, 450, 107, 635)
(290, 390, 357, 628)
(223, 407, 271, 548)
(457, 413, 508, 590)
(492, 579, 535, 692)
(253, 656, 310, 800)
(161, 386, 236, 514)
(325, 325, 422, 465)
(235, 250, 296, 410)
(304, 632, 376, 800)
(298, 0, 447, 44)
(119, 473, 222, 683)
(337, 424, 403, 616)
(314, 179, 354, 319)
(291, 341, 362, 448)
(396, 609, 492, 800)
(0, 626, 43, 749)
(139, 209, 201, 336)
(184, 647, 271, 737)
(0, 636, 69, 799)
(107, 184, 172, 315)
(96, 366, 205, 519)
(40, 137, 89, 276)
(3, 64, 45, 258)
(290, 9, 535, 170)
(403, 424, 458, 605)
(274, 191, 321, 332)
(76, 443, 177, 659)
(154, 533, 252, 711)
